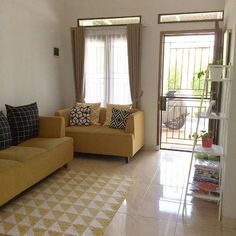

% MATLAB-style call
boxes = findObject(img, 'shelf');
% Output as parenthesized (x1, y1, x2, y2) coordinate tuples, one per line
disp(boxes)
(194, 158, 220, 170)
(207, 65, 231, 82)
(187, 182, 220, 202)
(186, 190, 220, 202)
(183, 64, 231, 221)
(194, 145, 224, 156)
(199, 112, 228, 120)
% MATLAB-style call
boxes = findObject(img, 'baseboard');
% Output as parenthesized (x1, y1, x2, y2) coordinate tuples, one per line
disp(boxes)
(222, 216, 236, 229)
(143, 145, 160, 151)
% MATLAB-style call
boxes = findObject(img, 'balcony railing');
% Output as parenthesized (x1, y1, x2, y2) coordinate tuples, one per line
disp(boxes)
(161, 97, 210, 151)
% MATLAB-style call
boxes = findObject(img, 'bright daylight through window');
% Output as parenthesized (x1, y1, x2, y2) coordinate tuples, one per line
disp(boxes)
(79, 16, 140, 26)
(84, 27, 131, 106)
(159, 11, 223, 23)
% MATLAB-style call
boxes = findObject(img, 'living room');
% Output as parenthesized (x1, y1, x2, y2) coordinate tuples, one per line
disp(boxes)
(0, 0, 236, 235)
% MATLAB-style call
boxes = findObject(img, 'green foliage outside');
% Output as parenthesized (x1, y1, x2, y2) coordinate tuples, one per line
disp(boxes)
(166, 68, 211, 97)
(166, 68, 181, 93)
(192, 70, 211, 96)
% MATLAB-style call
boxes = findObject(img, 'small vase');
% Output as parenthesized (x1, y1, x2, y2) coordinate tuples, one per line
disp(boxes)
(202, 138, 213, 148)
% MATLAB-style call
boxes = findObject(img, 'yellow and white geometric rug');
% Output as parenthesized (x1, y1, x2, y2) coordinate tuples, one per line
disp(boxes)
(0, 169, 134, 236)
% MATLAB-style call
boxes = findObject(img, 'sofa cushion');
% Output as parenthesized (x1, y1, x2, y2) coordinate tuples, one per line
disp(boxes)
(0, 146, 47, 162)
(0, 111, 12, 150)
(69, 106, 91, 126)
(76, 102, 101, 125)
(0, 159, 22, 173)
(93, 126, 131, 136)
(6, 102, 39, 145)
(66, 125, 133, 156)
(103, 104, 132, 126)
(18, 137, 71, 150)
(66, 125, 101, 134)
(109, 108, 131, 129)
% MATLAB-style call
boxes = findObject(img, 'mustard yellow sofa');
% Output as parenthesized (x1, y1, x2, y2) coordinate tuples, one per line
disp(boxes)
(0, 116, 73, 206)
(55, 107, 144, 163)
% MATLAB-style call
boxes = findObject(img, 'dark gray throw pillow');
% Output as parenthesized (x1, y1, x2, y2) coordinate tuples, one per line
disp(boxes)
(6, 102, 39, 145)
(0, 111, 12, 150)
(109, 108, 131, 129)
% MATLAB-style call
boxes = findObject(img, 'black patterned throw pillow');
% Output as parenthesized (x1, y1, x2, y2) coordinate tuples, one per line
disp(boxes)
(0, 111, 12, 150)
(70, 106, 91, 126)
(109, 108, 131, 129)
(6, 102, 39, 145)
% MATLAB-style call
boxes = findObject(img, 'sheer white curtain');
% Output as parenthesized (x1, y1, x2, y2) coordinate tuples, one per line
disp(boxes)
(84, 27, 131, 106)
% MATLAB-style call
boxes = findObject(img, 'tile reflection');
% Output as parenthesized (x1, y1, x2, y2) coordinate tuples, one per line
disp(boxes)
(161, 185, 183, 201)
(69, 150, 228, 235)
(159, 152, 190, 187)
(159, 199, 181, 213)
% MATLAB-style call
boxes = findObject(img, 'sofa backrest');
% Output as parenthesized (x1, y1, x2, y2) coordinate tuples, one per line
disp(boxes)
(55, 106, 138, 127)
(55, 107, 107, 126)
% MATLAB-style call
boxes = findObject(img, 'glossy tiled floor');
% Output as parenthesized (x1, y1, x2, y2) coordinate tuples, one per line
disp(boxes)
(68, 150, 236, 236)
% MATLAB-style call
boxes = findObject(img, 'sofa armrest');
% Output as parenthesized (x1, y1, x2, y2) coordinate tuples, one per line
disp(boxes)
(55, 108, 71, 127)
(39, 116, 65, 138)
(125, 110, 145, 137)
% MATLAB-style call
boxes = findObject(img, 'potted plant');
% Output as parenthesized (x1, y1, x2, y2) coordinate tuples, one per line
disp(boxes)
(208, 60, 224, 81)
(189, 130, 213, 148)
(201, 131, 213, 148)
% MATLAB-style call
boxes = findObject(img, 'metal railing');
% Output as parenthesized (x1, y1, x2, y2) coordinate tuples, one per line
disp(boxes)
(161, 97, 210, 151)
(161, 35, 214, 150)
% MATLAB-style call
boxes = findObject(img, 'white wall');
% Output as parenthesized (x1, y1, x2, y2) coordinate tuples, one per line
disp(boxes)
(222, 0, 236, 221)
(62, 0, 224, 147)
(0, 0, 65, 115)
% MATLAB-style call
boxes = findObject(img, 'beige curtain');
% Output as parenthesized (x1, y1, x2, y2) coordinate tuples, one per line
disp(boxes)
(127, 24, 143, 108)
(71, 27, 85, 102)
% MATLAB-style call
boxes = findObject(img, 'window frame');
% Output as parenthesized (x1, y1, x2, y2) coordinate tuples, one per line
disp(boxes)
(158, 10, 224, 24)
(78, 15, 141, 27)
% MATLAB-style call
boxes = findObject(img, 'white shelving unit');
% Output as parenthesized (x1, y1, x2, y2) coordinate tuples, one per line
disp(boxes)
(183, 64, 232, 220)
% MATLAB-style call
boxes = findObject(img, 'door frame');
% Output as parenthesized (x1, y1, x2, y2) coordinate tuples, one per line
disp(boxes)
(157, 29, 216, 148)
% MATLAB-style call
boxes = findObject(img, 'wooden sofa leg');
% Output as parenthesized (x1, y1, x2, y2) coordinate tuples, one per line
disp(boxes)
(64, 164, 68, 168)
(126, 157, 130, 164)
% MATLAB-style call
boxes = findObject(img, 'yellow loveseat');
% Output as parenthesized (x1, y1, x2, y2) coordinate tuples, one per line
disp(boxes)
(55, 107, 144, 163)
(0, 116, 73, 206)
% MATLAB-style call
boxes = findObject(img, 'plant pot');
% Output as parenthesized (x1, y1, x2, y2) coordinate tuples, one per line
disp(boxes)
(202, 137, 213, 148)
(209, 66, 223, 81)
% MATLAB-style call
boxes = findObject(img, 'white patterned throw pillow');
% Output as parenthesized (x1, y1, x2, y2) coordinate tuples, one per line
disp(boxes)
(70, 106, 91, 126)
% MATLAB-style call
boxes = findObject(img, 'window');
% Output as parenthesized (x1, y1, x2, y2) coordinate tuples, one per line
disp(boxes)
(158, 11, 224, 24)
(78, 16, 141, 27)
(84, 27, 131, 106)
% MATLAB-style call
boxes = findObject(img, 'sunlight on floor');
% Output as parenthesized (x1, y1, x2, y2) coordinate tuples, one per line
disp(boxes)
(67, 150, 236, 236)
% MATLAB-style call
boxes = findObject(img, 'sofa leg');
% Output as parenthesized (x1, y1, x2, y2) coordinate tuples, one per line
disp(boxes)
(64, 164, 68, 168)
(126, 157, 130, 164)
